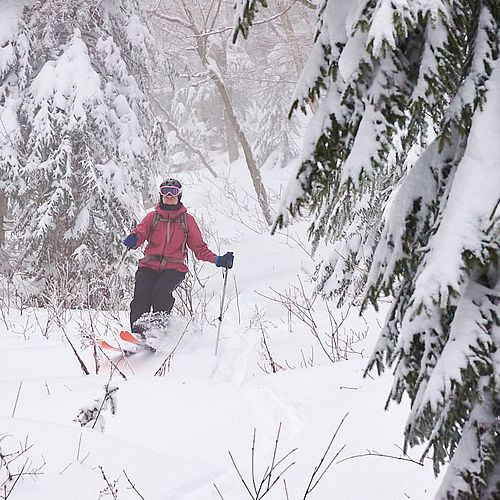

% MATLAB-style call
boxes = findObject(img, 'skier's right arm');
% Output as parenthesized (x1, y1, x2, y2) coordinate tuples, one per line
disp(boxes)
(124, 212, 155, 249)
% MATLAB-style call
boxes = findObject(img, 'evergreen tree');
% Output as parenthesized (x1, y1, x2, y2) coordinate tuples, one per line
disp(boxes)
(0, 0, 163, 303)
(236, 0, 500, 497)
(233, 0, 268, 42)
(0, 1, 30, 242)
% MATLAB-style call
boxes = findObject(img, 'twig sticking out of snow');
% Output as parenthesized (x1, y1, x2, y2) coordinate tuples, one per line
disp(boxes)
(213, 482, 225, 499)
(226, 422, 297, 500)
(0, 435, 45, 499)
(336, 448, 424, 467)
(63, 331, 89, 375)
(10, 382, 22, 418)
(219, 415, 351, 499)
(75, 370, 119, 432)
(256, 277, 368, 364)
(123, 469, 146, 500)
(98, 466, 118, 499)
(302, 413, 348, 498)
(251, 306, 286, 374)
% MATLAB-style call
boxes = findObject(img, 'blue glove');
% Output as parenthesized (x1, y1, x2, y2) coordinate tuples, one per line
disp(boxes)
(216, 252, 234, 269)
(123, 233, 138, 249)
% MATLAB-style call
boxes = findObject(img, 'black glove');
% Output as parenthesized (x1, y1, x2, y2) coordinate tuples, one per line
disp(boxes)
(123, 233, 138, 248)
(216, 252, 234, 269)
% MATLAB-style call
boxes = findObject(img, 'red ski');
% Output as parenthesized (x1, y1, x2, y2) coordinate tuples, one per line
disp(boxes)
(98, 339, 136, 357)
(120, 331, 156, 353)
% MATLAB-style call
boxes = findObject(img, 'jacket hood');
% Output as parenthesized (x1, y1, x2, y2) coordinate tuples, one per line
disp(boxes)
(155, 203, 187, 219)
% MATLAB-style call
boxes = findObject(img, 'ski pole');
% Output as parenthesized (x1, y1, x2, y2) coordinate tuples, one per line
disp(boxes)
(214, 267, 229, 356)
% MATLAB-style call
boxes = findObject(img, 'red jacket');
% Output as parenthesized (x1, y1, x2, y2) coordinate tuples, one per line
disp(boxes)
(131, 204, 217, 272)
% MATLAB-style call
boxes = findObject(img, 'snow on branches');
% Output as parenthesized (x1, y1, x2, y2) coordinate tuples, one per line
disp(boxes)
(267, 0, 500, 497)
(0, 0, 164, 302)
(232, 0, 268, 42)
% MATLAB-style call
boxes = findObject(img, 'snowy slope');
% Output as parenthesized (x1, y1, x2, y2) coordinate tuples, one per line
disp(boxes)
(0, 158, 440, 499)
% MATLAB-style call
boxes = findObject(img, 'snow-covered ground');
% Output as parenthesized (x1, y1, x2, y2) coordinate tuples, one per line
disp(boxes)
(0, 159, 441, 499)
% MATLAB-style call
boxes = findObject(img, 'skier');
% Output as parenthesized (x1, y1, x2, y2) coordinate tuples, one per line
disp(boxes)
(123, 179, 234, 335)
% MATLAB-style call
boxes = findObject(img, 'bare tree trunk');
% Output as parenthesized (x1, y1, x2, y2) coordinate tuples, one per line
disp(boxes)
(214, 41, 240, 163)
(195, 22, 272, 224)
(0, 191, 6, 247)
(224, 107, 240, 162)
(196, 25, 272, 224)
(208, 64, 273, 226)
(152, 2, 273, 225)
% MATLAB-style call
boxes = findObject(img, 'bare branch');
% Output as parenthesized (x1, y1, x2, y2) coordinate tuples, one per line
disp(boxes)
(63, 332, 89, 375)
(149, 95, 218, 178)
(195, 1, 298, 39)
(213, 482, 225, 499)
(146, 11, 193, 30)
(336, 450, 424, 467)
(123, 469, 146, 500)
(228, 424, 297, 499)
(228, 450, 255, 499)
(10, 382, 22, 418)
(98, 466, 119, 499)
(303, 413, 348, 498)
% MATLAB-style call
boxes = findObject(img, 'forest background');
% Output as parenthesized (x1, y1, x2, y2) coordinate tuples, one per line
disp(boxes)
(0, 1, 498, 499)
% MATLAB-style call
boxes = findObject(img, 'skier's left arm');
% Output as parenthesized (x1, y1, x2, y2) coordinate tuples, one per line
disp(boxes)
(186, 214, 217, 263)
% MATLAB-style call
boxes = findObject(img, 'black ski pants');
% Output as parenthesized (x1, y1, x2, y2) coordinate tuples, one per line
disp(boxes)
(130, 267, 186, 331)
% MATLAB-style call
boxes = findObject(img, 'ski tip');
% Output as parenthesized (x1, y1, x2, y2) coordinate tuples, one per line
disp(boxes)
(119, 330, 156, 353)
(120, 330, 140, 344)
(99, 340, 119, 351)
(99, 339, 137, 356)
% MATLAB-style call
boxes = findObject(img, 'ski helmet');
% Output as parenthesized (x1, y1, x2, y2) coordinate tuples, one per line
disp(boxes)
(159, 178, 183, 201)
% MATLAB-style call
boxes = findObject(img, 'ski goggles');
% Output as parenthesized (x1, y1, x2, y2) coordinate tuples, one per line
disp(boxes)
(159, 185, 182, 197)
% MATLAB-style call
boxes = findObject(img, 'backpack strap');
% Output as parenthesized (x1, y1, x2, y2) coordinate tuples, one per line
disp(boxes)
(148, 212, 161, 241)
(147, 211, 189, 266)
(179, 212, 188, 257)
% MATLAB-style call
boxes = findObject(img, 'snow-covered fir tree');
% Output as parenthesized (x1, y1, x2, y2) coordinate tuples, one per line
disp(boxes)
(0, 1, 30, 248)
(0, 0, 163, 303)
(233, 0, 269, 42)
(236, 0, 500, 498)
